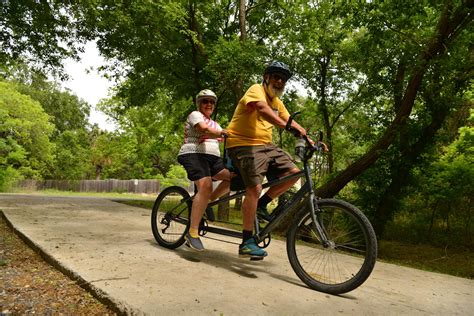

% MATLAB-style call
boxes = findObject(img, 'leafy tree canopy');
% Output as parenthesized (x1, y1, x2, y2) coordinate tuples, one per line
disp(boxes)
(0, 80, 55, 180)
(0, 0, 91, 77)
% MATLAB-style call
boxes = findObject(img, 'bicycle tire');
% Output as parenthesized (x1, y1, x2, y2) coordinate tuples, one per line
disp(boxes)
(151, 186, 191, 249)
(287, 198, 377, 294)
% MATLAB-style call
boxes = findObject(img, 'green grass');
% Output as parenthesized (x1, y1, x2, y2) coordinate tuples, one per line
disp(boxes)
(378, 240, 473, 278)
(10, 188, 157, 200)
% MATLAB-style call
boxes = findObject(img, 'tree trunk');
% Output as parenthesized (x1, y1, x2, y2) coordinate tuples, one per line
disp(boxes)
(428, 205, 437, 238)
(318, 54, 334, 173)
(186, 1, 207, 91)
(239, 0, 246, 41)
(218, 0, 248, 218)
(95, 165, 102, 180)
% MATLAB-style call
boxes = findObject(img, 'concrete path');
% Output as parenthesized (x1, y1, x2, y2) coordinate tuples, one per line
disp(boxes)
(0, 194, 472, 315)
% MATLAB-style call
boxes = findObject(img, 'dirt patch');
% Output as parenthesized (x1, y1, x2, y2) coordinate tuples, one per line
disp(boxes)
(0, 216, 116, 315)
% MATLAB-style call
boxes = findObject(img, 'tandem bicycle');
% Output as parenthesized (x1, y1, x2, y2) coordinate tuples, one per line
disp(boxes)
(151, 112, 377, 295)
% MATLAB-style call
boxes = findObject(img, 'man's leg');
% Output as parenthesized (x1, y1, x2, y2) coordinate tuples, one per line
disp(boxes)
(238, 184, 268, 258)
(209, 168, 231, 201)
(263, 167, 300, 199)
(227, 146, 268, 258)
(242, 184, 262, 232)
(257, 146, 300, 218)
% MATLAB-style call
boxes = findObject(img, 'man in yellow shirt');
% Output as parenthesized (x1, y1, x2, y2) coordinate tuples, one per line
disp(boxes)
(226, 61, 309, 259)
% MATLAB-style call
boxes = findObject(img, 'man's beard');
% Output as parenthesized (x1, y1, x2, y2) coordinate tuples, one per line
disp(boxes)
(264, 82, 284, 98)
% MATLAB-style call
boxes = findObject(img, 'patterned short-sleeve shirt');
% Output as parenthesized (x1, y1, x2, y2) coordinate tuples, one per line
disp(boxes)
(178, 111, 222, 157)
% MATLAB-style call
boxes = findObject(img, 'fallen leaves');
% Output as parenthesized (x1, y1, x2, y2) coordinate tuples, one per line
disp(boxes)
(0, 216, 116, 315)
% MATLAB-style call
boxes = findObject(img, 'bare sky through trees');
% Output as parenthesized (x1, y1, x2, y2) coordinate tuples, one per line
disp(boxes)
(62, 41, 116, 131)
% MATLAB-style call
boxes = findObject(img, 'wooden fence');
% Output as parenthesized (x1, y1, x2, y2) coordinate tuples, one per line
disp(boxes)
(17, 179, 194, 195)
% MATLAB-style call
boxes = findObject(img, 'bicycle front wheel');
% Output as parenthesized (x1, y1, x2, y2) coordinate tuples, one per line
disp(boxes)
(287, 198, 377, 294)
(151, 186, 191, 249)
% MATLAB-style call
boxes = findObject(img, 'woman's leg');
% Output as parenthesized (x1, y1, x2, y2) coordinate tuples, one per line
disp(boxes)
(190, 177, 213, 232)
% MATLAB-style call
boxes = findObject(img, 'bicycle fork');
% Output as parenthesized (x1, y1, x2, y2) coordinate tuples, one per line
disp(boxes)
(309, 196, 332, 249)
(303, 164, 332, 249)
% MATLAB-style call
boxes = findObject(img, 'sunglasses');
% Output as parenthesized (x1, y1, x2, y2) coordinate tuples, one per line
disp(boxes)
(270, 73, 287, 83)
(201, 98, 216, 105)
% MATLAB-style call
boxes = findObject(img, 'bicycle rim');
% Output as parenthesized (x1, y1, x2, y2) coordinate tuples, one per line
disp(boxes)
(151, 186, 191, 249)
(287, 199, 377, 294)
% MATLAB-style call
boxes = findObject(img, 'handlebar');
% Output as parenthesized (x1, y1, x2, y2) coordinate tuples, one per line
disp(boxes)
(286, 112, 325, 153)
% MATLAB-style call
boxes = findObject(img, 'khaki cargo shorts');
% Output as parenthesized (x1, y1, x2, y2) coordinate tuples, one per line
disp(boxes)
(227, 144, 297, 188)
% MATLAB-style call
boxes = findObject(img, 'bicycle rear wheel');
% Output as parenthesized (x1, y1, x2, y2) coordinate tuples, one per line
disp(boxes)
(151, 186, 191, 249)
(287, 198, 377, 294)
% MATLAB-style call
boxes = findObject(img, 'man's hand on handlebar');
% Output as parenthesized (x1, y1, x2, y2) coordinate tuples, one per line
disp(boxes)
(302, 134, 328, 152)
(317, 141, 329, 152)
(285, 111, 328, 152)
(290, 121, 307, 138)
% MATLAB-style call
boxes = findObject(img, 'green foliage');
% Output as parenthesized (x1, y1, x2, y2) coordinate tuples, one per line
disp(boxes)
(1, 73, 94, 180)
(0, 1, 90, 76)
(206, 35, 266, 114)
(0, 81, 55, 188)
(0, 166, 22, 192)
(51, 130, 94, 180)
(385, 111, 473, 248)
(15, 77, 91, 136)
(97, 90, 187, 178)
(155, 164, 189, 189)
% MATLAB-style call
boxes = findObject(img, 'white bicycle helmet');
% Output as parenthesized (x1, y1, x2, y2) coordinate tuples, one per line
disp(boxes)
(195, 89, 217, 107)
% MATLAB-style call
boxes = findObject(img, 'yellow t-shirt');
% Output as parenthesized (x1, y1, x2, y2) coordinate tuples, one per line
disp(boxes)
(226, 84, 290, 148)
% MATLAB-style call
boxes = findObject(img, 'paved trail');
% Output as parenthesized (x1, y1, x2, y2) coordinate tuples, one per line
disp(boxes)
(1, 194, 472, 315)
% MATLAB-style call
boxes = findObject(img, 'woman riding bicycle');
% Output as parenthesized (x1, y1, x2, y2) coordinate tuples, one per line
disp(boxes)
(177, 89, 232, 251)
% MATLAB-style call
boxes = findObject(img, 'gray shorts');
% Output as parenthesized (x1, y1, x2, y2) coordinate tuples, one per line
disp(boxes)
(227, 144, 297, 187)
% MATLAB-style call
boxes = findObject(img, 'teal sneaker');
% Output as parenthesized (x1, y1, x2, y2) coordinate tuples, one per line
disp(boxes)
(239, 238, 267, 259)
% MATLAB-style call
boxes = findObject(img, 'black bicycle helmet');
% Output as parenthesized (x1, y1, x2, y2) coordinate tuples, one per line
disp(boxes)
(264, 61, 293, 81)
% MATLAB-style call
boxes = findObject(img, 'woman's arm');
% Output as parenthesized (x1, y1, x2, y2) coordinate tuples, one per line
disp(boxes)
(195, 122, 226, 138)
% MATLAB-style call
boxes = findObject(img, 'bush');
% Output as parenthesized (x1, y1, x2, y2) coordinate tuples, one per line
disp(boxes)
(0, 167, 23, 192)
(156, 164, 190, 190)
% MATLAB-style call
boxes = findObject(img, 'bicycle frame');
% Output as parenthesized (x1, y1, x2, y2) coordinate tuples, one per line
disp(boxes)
(202, 170, 304, 239)
(196, 144, 329, 247)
